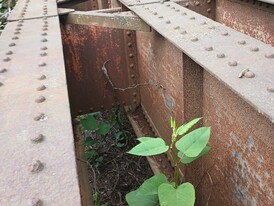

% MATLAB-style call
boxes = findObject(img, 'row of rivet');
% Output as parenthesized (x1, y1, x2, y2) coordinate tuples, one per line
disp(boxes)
(141, 3, 274, 90)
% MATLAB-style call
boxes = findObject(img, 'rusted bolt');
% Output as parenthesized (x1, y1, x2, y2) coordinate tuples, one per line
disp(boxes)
(250, 47, 259, 52)
(207, 8, 211, 13)
(267, 86, 274, 93)
(31, 134, 44, 143)
(9, 43, 16, 47)
(222, 32, 229, 36)
(37, 85, 46, 91)
(131, 74, 135, 79)
(28, 198, 43, 206)
(3, 57, 11, 62)
(122, 101, 126, 105)
(40, 52, 47, 57)
(35, 96, 46, 103)
(173, 26, 180, 30)
(12, 36, 19, 40)
(40, 46, 47, 50)
(41, 38, 47, 42)
(34, 113, 47, 121)
(127, 42, 132, 47)
(180, 30, 187, 35)
(195, 1, 200, 6)
(166, 20, 171, 24)
(129, 53, 134, 58)
(217, 53, 225, 58)
(126, 31, 131, 36)
(190, 17, 195, 20)
(205, 46, 213, 51)
(38, 75, 46, 80)
(191, 37, 198, 42)
(130, 64, 134, 68)
(265, 54, 274, 59)
(6, 51, 13, 55)
(228, 61, 237, 67)
(38, 62, 46, 67)
(181, 12, 187, 16)
(0, 68, 7, 73)
(238, 40, 246, 45)
(29, 160, 43, 173)
(244, 71, 255, 78)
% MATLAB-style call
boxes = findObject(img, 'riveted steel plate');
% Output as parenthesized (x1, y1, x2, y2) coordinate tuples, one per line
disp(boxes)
(259, 0, 274, 4)
(0, 17, 81, 206)
(8, 0, 58, 21)
(130, 2, 274, 122)
(119, 0, 159, 6)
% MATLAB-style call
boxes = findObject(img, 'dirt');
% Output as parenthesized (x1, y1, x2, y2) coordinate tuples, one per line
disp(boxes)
(79, 108, 155, 206)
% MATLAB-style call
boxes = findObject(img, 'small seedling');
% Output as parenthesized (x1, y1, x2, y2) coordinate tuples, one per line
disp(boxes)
(126, 117, 211, 206)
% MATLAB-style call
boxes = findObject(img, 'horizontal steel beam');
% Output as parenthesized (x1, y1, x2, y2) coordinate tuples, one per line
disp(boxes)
(64, 8, 151, 31)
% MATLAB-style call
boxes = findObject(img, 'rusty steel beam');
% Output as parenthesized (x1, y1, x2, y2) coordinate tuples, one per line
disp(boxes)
(0, 0, 82, 206)
(64, 8, 151, 31)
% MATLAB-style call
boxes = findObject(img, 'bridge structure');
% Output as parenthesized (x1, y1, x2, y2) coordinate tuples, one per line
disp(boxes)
(0, 0, 274, 205)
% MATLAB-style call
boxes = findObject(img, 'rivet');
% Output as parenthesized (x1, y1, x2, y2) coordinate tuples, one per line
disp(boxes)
(6, 51, 13, 55)
(133, 99, 137, 103)
(41, 38, 47, 42)
(127, 42, 132, 47)
(190, 17, 195, 20)
(180, 30, 187, 35)
(153, 12, 158, 15)
(228, 61, 238, 67)
(0, 68, 7, 73)
(130, 64, 134, 68)
(166, 4, 170, 7)
(78, 110, 82, 115)
(0, 82, 3, 87)
(200, 21, 207, 25)
(222, 32, 229, 36)
(31, 134, 44, 143)
(207, 0, 211, 3)
(217, 53, 225, 58)
(205, 46, 213, 51)
(209, 26, 215, 29)
(89, 107, 94, 112)
(131, 74, 135, 78)
(41, 32, 47, 36)
(42, 27, 48, 30)
(207, 8, 211, 13)
(181, 12, 187, 16)
(9, 43, 16, 47)
(16, 28, 21, 31)
(43, 17, 47, 20)
(28, 198, 43, 206)
(166, 20, 171, 24)
(34, 113, 47, 121)
(267, 86, 274, 93)
(43, 21, 48, 24)
(18, 20, 24, 23)
(38, 75, 46, 80)
(238, 68, 249, 78)
(133, 92, 137, 97)
(158, 15, 163, 18)
(29, 160, 43, 173)
(38, 62, 46, 67)
(36, 85, 46, 91)
(12, 36, 19, 40)
(100, 105, 104, 109)
(14, 31, 20, 35)
(238, 40, 246, 45)
(265, 54, 274, 59)
(35, 96, 46, 103)
(173, 26, 180, 30)
(171, 7, 175, 9)
(244, 71, 255, 78)
(145, 7, 149, 10)
(126, 31, 131, 36)
(185, 2, 189, 7)
(40, 46, 47, 50)
(129, 53, 134, 58)
(175, 9, 180, 12)
(250, 47, 259, 52)
(3, 57, 11, 62)
(43, 24, 48, 28)
(191, 37, 198, 42)
(195, 1, 200, 6)
(21, 12, 25, 15)
(40, 52, 47, 57)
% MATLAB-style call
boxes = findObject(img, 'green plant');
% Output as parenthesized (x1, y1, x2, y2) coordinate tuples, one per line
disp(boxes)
(126, 117, 211, 206)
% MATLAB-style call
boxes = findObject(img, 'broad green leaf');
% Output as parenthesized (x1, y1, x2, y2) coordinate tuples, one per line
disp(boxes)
(158, 183, 195, 206)
(137, 137, 155, 142)
(97, 123, 110, 135)
(84, 138, 97, 147)
(127, 138, 169, 156)
(85, 150, 97, 159)
(139, 174, 168, 195)
(175, 127, 210, 157)
(126, 189, 158, 206)
(175, 117, 202, 136)
(80, 115, 97, 131)
(178, 146, 211, 164)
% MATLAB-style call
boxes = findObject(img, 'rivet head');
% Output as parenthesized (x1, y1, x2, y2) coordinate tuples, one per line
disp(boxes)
(28, 198, 43, 206)
(181, 12, 187, 16)
(36, 85, 46, 91)
(31, 134, 44, 143)
(267, 86, 274, 93)
(133, 92, 137, 97)
(153, 12, 158, 15)
(34, 113, 47, 121)
(38, 62, 46, 67)
(180, 30, 187, 35)
(190, 17, 195, 20)
(166, 20, 171, 24)
(127, 42, 132, 47)
(185, 2, 189, 7)
(244, 71, 255, 78)
(126, 31, 131, 36)
(158, 15, 163, 18)
(41, 38, 47, 42)
(200, 21, 207, 25)
(12, 36, 19, 40)
(40, 46, 47, 50)
(250, 47, 259, 52)
(217, 53, 225, 58)
(0, 68, 7, 73)
(205, 46, 213, 51)
(191, 37, 198, 42)
(131, 74, 135, 78)
(41, 32, 47, 36)
(228, 61, 238, 67)
(3, 57, 11, 62)
(6, 51, 13, 55)
(42, 28, 48, 31)
(14, 31, 20, 35)
(43, 24, 48, 28)
(9, 43, 16, 47)
(35, 96, 46, 103)
(171, 7, 175, 9)
(175, 9, 180, 12)
(208, 26, 215, 29)
(0, 82, 3, 87)
(173, 26, 180, 30)
(166, 4, 170, 7)
(222, 32, 229, 36)
(207, 8, 211, 13)
(238, 40, 246, 45)
(38, 75, 46, 80)
(29, 160, 44, 173)
(16, 28, 21, 31)
(129, 64, 134, 68)
(265, 54, 274, 59)
(129, 53, 134, 58)
(40, 52, 47, 57)
(195, 1, 200, 6)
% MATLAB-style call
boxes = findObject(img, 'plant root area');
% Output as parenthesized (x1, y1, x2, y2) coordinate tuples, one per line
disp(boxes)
(76, 109, 155, 206)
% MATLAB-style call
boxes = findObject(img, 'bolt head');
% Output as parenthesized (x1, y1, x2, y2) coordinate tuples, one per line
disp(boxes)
(228, 61, 238, 67)
(38, 75, 46, 80)
(35, 96, 46, 103)
(217, 53, 225, 58)
(29, 160, 43, 173)
(205, 46, 213, 51)
(36, 85, 46, 91)
(28, 198, 43, 206)
(31, 134, 44, 143)
(244, 71, 255, 78)
(0, 68, 7, 73)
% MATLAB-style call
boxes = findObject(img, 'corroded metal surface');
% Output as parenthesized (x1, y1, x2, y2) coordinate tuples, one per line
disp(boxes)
(216, 0, 274, 45)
